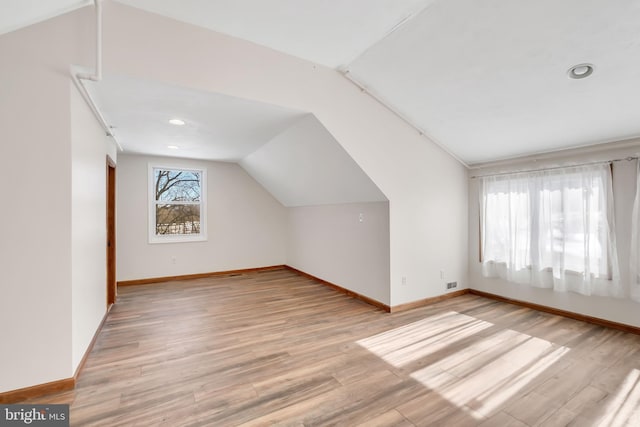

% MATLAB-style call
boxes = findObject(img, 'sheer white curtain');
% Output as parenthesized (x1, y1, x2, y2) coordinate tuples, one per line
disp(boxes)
(480, 164, 621, 297)
(630, 160, 640, 302)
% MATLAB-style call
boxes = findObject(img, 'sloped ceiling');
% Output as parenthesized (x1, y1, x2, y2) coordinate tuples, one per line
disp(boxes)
(241, 115, 387, 207)
(84, 74, 307, 161)
(3, 0, 639, 166)
(113, 0, 640, 165)
(113, 0, 436, 69)
(347, 0, 640, 164)
(0, 0, 90, 35)
(85, 74, 387, 206)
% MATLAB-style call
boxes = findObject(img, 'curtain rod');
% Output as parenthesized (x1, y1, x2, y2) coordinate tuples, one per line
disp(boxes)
(469, 157, 638, 179)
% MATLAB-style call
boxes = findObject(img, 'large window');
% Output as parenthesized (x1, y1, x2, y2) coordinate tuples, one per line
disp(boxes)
(148, 165, 206, 243)
(480, 164, 621, 297)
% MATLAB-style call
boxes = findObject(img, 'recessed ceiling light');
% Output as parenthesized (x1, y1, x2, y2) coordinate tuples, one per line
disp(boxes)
(568, 63, 594, 79)
(169, 118, 185, 126)
(167, 145, 179, 150)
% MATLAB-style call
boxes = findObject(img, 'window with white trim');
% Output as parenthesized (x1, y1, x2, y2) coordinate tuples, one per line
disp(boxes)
(148, 165, 206, 243)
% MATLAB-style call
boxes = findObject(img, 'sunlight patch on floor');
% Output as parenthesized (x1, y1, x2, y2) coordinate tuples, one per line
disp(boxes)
(356, 311, 493, 367)
(410, 330, 569, 419)
(358, 311, 571, 420)
(596, 368, 640, 426)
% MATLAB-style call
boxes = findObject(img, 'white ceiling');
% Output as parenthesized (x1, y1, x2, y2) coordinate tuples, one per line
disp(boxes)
(3, 0, 640, 165)
(0, 0, 90, 35)
(112, 0, 640, 165)
(84, 74, 387, 206)
(347, 0, 640, 164)
(114, 0, 436, 69)
(241, 115, 387, 207)
(84, 74, 308, 161)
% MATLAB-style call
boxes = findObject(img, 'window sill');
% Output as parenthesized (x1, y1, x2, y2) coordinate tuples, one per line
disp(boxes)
(148, 234, 208, 244)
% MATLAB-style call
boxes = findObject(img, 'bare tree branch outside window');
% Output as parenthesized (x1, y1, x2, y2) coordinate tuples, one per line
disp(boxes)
(153, 169, 202, 235)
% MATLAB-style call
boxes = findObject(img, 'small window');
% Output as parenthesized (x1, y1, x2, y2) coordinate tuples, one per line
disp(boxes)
(148, 165, 206, 243)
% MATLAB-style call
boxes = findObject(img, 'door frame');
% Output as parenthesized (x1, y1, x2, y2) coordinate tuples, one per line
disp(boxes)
(107, 157, 116, 307)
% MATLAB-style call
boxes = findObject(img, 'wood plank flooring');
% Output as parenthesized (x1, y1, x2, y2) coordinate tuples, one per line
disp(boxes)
(22, 268, 640, 426)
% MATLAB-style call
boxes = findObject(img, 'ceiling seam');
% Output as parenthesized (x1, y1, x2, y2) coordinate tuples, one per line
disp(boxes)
(341, 71, 469, 169)
(338, 1, 439, 71)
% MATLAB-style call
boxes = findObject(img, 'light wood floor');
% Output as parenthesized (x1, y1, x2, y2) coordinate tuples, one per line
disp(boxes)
(24, 268, 640, 426)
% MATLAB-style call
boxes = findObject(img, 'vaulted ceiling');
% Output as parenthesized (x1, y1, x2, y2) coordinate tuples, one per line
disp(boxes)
(3, 0, 640, 166)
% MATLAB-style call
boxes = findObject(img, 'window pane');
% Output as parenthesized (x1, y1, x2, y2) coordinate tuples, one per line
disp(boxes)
(154, 169, 201, 202)
(483, 176, 531, 268)
(537, 171, 607, 276)
(156, 204, 201, 235)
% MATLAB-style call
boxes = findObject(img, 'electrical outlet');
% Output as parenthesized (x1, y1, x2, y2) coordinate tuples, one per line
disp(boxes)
(171, 256, 177, 264)
(446, 281, 457, 289)
(401, 276, 407, 286)
(359, 213, 364, 223)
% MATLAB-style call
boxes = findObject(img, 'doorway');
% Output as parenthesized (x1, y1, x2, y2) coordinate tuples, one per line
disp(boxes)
(107, 158, 116, 306)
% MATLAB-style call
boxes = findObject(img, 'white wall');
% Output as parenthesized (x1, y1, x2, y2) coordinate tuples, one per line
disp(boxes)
(240, 114, 387, 207)
(70, 85, 117, 370)
(103, 2, 469, 306)
(116, 154, 287, 281)
(287, 202, 390, 304)
(0, 5, 102, 392)
(469, 141, 640, 327)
